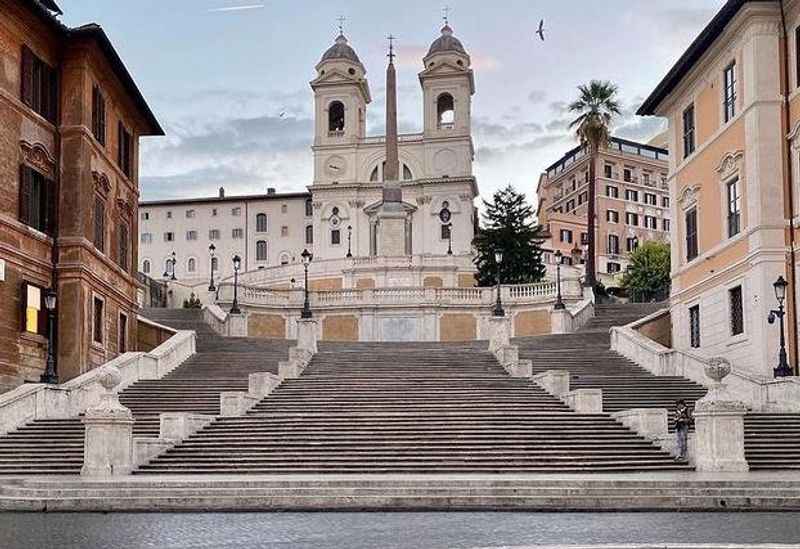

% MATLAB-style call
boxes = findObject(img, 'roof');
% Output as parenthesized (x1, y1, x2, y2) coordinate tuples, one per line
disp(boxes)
(544, 136, 668, 174)
(140, 191, 311, 208)
(427, 24, 467, 57)
(320, 33, 363, 68)
(637, 0, 777, 116)
(24, 0, 163, 135)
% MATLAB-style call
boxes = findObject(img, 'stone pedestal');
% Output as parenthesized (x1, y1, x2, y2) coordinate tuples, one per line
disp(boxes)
(487, 316, 511, 353)
(611, 408, 668, 441)
(249, 372, 281, 398)
(693, 357, 749, 472)
(532, 370, 570, 398)
(160, 413, 214, 441)
(296, 318, 318, 354)
(564, 389, 603, 414)
(551, 307, 572, 334)
(220, 391, 259, 417)
(81, 366, 134, 477)
(226, 312, 247, 337)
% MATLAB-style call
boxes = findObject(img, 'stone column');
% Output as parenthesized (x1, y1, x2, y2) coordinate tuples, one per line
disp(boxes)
(226, 312, 247, 337)
(693, 357, 749, 472)
(296, 318, 318, 353)
(487, 316, 511, 353)
(81, 366, 134, 477)
(551, 307, 572, 334)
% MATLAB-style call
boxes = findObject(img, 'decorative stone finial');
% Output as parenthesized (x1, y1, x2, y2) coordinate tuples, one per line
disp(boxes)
(705, 357, 732, 384)
(85, 365, 132, 419)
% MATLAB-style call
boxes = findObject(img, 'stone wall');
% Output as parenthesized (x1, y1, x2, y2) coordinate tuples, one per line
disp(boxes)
(248, 313, 286, 339)
(423, 276, 444, 288)
(513, 310, 551, 337)
(636, 310, 672, 348)
(440, 313, 476, 341)
(458, 273, 476, 287)
(355, 278, 375, 289)
(137, 320, 174, 352)
(322, 315, 359, 341)
(310, 277, 343, 291)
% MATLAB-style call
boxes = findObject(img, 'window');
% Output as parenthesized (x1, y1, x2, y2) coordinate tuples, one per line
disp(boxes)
(625, 189, 639, 202)
(683, 104, 695, 158)
(606, 210, 619, 223)
(584, 171, 589, 183)
(142, 259, 151, 274)
(212, 208, 218, 217)
(305, 225, 313, 244)
(644, 193, 657, 206)
(117, 122, 133, 178)
(607, 234, 619, 255)
(607, 262, 621, 274)
(626, 212, 639, 226)
(580, 232, 588, 245)
(91, 84, 106, 146)
(727, 178, 741, 238)
(281, 225, 289, 237)
(441, 223, 451, 240)
(570, 178, 577, 191)
(118, 313, 127, 354)
(403, 164, 413, 180)
(186, 230, 197, 241)
(729, 285, 744, 336)
(93, 296, 104, 345)
(18, 165, 55, 235)
(166, 211, 172, 219)
(256, 213, 267, 232)
(578, 191, 587, 205)
(663, 219, 671, 232)
(723, 61, 736, 123)
(117, 223, 129, 271)
(559, 229, 573, 244)
(642, 173, 651, 186)
(305, 199, 313, 217)
(185, 209, 195, 219)
(209, 229, 220, 240)
(187, 258, 196, 273)
(280, 254, 290, 265)
(796, 26, 800, 88)
(606, 185, 619, 198)
(141, 212, 149, 221)
(644, 215, 657, 230)
(662, 197, 670, 208)
(331, 229, 341, 245)
(689, 304, 700, 348)
(281, 204, 288, 214)
(232, 228, 243, 239)
(626, 237, 639, 252)
(231, 207, 241, 216)
(623, 168, 632, 182)
(20, 46, 58, 123)
(685, 207, 698, 261)
(164, 232, 174, 242)
(604, 164, 613, 178)
(22, 283, 46, 335)
(328, 100, 345, 132)
(256, 241, 267, 261)
(437, 93, 455, 128)
(93, 196, 105, 253)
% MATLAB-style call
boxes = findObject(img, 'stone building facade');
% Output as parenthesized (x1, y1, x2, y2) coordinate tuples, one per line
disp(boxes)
(0, 0, 162, 391)
(536, 137, 671, 285)
(638, 0, 800, 378)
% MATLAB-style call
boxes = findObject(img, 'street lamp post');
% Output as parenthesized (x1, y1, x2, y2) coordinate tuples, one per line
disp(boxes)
(492, 250, 505, 317)
(768, 275, 792, 377)
(40, 288, 58, 384)
(208, 244, 216, 292)
(446, 223, 453, 255)
(346, 225, 353, 258)
(230, 254, 242, 315)
(301, 248, 313, 319)
(554, 250, 565, 310)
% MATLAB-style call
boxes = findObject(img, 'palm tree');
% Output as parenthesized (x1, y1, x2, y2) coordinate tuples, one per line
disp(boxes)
(568, 80, 621, 289)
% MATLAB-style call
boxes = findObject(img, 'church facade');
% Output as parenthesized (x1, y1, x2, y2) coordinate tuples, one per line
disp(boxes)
(139, 24, 480, 290)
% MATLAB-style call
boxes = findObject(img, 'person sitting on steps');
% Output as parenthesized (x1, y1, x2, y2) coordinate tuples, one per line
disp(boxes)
(674, 399, 692, 461)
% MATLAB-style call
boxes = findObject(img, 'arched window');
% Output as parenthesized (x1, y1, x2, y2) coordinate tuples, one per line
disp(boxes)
(256, 240, 267, 261)
(403, 164, 413, 181)
(187, 258, 196, 273)
(256, 213, 267, 232)
(369, 166, 379, 182)
(305, 225, 313, 244)
(142, 259, 151, 274)
(437, 93, 455, 128)
(328, 101, 345, 132)
(305, 199, 313, 217)
(280, 253, 290, 265)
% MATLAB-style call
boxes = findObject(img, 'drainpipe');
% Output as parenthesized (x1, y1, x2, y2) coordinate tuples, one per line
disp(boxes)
(780, 0, 799, 374)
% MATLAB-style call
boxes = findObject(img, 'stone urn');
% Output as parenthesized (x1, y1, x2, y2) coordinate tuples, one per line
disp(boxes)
(696, 356, 744, 412)
(85, 365, 132, 419)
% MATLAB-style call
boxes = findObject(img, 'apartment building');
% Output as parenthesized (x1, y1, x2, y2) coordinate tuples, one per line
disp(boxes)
(536, 137, 671, 283)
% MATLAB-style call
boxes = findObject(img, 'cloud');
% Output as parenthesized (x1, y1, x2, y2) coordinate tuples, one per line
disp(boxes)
(393, 44, 499, 71)
(527, 90, 546, 104)
(475, 134, 569, 164)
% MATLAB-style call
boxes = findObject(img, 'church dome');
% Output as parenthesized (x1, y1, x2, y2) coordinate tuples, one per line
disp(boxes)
(320, 33, 362, 65)
(426, 24, 467, 56)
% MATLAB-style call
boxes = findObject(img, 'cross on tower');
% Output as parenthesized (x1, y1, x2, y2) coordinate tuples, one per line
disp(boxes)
(387, 34, 396, 63)
(337, 15, 346, 35)
(442, 5, 450, 25)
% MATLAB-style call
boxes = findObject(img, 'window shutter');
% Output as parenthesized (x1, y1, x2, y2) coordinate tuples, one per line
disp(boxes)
(18, 165, 31, 225)
(37, 290, 47, 336)
(46, 64, 58, 123)
(19, 281, 29, 332)
(118, 121, 123, 167)
(43, 177, 56, 236)
(20, 46, 33, 107)
(94, 197, 105, 252)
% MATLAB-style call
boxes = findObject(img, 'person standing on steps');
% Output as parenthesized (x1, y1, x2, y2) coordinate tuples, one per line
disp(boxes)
(674, 399, 692, 461)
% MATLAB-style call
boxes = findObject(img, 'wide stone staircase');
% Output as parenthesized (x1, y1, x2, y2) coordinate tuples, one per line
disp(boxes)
(138, 340, 689, 474)
(515, 303, 708, 428)
(0, 309, 291, 475)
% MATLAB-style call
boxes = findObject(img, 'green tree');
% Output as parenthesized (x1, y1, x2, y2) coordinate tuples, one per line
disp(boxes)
(621, 241, 671, 302)
(568, 80, 622, 288)
(473, 184, 546, 286)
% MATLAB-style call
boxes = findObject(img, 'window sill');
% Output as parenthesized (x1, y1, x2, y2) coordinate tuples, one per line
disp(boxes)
(726, 333, 748, 347)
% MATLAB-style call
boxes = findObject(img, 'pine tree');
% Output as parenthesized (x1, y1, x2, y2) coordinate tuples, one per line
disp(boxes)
(473, 184, 546, 286)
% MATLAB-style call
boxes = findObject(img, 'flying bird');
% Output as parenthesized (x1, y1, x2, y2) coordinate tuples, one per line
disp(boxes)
(207, 4, 265, 13)
(536, 19, 545, 41)
(279, 111, 286, 118)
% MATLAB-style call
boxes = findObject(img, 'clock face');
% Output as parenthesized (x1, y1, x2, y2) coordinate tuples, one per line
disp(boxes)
(325, 156, 347, 176)
(439, 208, 451, 223)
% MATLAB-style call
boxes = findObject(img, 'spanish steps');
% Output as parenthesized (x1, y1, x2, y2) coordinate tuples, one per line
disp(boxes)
(0, 309, 292, 475)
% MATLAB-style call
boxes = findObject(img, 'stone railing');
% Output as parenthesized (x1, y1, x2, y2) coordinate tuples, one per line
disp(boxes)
(216, 280, 582, 310)
(551, 296, 594, 334)
(611, 309, 800, 412)
(0, 330, 196, 436)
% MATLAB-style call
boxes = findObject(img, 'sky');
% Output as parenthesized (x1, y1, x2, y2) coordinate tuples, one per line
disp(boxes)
(59, 0, 726, 207)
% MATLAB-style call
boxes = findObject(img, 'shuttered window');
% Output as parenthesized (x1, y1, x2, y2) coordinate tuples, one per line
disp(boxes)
(117, 223, 129, 271)
(689, 305, 701, 348)
(18, 165, 55, 235)
(93, 196, 105, 253)
(117, 122, 133, 178)
(685, 208, 698, 261)
(729, 286, 744, 336)
(20, 46, 58, 123)
(91, 84, 106, 146)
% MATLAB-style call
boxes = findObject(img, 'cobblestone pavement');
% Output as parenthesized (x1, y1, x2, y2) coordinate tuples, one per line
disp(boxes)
(1, 512, 800, 549)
